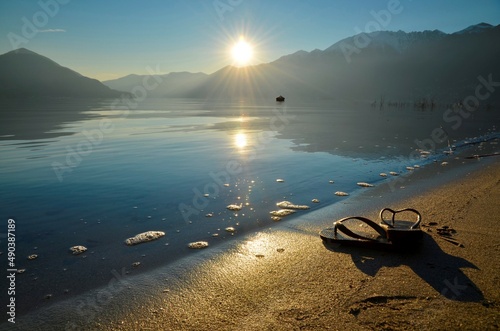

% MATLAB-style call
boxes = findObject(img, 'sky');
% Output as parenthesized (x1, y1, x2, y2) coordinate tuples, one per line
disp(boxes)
(1, 0, 499, 81)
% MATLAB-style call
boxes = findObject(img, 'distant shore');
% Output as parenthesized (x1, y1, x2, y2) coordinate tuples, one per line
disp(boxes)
(8, 157, 499, 330)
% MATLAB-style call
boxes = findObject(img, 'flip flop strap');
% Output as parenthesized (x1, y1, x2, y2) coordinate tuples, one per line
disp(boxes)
(334, 216, 388, 241)
(379, 208, 422, 229)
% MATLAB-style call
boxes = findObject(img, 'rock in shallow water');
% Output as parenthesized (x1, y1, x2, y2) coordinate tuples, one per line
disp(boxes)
(125, 231, 165, 246)
(226, 204, 242, 211)
(69, 246, 87, 255)
(188, 241, 209, 249)
(270, 209, 296, 217)
(276, 201, 310, 210)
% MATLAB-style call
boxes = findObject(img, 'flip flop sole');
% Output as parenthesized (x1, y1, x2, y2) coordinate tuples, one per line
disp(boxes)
(320, 228, 393, 249)
(384, 227, 423, 245)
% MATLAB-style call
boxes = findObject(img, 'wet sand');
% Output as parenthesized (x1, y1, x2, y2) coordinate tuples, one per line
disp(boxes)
(88, 160, 499, 331)
(7, 159, 500, 330)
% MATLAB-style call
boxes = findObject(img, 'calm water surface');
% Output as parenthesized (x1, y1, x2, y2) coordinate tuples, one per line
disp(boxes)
(0, 98, 498, 314)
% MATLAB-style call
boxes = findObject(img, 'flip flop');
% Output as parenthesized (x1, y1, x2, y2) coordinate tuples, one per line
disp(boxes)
(320, 216, 393, 249)
(379, 208, 423, 246)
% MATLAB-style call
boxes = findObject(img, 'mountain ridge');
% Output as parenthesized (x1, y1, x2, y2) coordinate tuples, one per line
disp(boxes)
(0, 48, 128, 99)
(1, 22, 499, 103)
(175, 22, 500, 102)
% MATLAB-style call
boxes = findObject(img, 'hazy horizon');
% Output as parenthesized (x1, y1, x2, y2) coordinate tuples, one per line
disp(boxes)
(1, 0, 500, 81)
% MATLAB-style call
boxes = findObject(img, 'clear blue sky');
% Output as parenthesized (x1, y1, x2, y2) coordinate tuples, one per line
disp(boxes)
(1, 0, 499, 80)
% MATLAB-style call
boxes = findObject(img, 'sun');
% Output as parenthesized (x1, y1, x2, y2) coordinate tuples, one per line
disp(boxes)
(231, 38, 253, 66)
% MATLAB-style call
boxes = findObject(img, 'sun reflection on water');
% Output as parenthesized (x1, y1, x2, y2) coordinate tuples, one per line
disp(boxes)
(234, 132, 248, 149)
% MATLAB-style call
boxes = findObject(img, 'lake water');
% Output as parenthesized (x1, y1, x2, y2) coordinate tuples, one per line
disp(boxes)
(0, 98, 498, 316)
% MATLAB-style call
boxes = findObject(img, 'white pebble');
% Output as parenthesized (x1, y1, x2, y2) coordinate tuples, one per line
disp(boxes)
(270, 209, 296, 217)
(188, 241, 209, 249)
(226, 204, 242, 211)
(125, 231, 165, 246)
(69, 246, 87, 255)
(276, 201, 310, 210)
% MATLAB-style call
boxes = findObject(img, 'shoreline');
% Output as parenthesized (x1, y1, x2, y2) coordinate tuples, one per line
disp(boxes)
(7, 157, 500, 330)
(2, 100, 498, 320)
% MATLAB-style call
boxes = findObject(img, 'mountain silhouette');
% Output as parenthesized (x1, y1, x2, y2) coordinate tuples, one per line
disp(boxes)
(103, 71, 208, 98)
(2, 23, 499, 104)
(0, 48, 127, 98)
(103, 23, 500, 104)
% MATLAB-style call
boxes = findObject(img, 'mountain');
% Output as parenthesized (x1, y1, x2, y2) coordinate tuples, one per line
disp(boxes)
(103, 71, 208, 98)
(2, 23, 499, 103)
(325, 29, 447, 54)
(0, 48, 127, 98)
(189, 23, 500, 103)
(105, 23, 499, 103)
(454, 22, 495, 35)
(255, 23, 500, 103)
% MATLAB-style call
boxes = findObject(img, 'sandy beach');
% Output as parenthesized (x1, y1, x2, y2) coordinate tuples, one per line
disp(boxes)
(64, 159, 497, 331)
(5, 159, 499, 331)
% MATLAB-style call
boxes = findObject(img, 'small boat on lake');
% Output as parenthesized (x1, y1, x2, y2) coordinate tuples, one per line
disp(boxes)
(276, 95, 285, 102)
